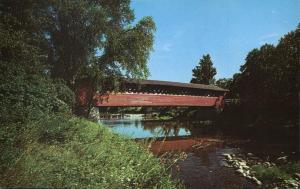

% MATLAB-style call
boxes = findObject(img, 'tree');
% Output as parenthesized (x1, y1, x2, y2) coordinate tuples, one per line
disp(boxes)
(0, 0, 155, 173)
(44, 0, 155, 88)
(45, 0, 155, 116)
(228, 24, 300, 126)
(236, 44, 277, 102)
(190, 54, 216, 85)
(215, 78, 232, 90)
(0, 0, 75, 124)
(0, 2, 77, 171)
(0, 0, 156, 117)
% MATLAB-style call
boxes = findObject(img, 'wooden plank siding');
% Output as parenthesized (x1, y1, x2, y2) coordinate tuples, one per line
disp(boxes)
(94, 93, 224, 107)
(76, 79, 227, 109)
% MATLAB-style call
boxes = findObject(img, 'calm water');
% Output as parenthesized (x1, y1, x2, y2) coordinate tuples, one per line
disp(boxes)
(99, 118, 298, 189)
(100, 119, 191, 138)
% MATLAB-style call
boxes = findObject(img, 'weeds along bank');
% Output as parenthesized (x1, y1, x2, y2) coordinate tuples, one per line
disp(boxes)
(0, 114, 182, 188)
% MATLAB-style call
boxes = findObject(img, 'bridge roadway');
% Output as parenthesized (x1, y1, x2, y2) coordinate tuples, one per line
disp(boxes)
(78, 79, 228, 109)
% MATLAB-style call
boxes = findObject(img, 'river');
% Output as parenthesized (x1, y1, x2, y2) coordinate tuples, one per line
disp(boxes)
(99, 118, 298, 189)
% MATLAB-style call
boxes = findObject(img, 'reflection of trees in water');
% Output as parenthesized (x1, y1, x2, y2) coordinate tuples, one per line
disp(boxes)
(104, 119, 221, 137)
(142, 121, 221, 137)
(142, 121, 188, 137)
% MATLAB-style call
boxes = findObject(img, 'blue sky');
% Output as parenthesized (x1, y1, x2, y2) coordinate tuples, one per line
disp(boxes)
(131, 0, 300, 82)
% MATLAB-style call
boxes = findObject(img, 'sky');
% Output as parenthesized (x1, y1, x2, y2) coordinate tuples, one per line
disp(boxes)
(131, 0, 300, 83)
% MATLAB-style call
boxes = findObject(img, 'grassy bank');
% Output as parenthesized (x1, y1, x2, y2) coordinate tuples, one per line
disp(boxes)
(0, 115, 182, 188)
(252, 162, 300, 188)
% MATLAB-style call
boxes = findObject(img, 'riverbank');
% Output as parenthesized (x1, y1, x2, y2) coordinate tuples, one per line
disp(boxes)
(152, 135, 299, 189)
(98, 118, 299, 188)
(0, 115, 182, 188)
(221, 150, 300, 188)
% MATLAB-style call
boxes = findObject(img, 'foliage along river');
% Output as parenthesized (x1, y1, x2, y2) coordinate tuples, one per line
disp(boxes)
(99, 117, 298, 189)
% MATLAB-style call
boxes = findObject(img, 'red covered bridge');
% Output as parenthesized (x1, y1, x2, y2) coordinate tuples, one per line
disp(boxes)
(77, 79, 228, 110)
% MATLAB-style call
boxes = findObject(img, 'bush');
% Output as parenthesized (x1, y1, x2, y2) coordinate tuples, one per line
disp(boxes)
(281, 162, 300, 175)
(0, 25, 75, 125)
(0, 67, 74, 174)
(0, 115, 182, 189)
(252, 165, 290, 182)
(0, 68, 74, 124)
(53, 79, 75, 109)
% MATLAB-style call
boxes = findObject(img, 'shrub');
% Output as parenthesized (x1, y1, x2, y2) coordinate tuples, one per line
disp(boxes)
(281, 162, 300, 175)
(0, 115, 183, 189)
(252, 164, 292, 182)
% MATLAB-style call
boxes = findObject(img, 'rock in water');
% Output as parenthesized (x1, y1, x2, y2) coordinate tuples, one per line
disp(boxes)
(235, 169, 244, 175)
(277, 156, 288, 161)
(221, 153, 232, 160)
(263, 162, 271, 167)
(250, 177, 262, 185)
(247, 152, 254, 156)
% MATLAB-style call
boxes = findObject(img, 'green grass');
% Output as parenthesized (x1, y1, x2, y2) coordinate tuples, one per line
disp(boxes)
(252, 162, 300, 183)
(281, 162, 300, 175)
(252, 164, 291, 182)
(0, 115, 183, 188)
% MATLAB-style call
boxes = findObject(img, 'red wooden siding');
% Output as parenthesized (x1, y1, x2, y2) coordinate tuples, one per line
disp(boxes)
(94, 93, 221, 107)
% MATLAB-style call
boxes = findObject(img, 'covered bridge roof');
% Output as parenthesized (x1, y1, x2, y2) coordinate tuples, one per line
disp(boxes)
(124, 79, 229, 92)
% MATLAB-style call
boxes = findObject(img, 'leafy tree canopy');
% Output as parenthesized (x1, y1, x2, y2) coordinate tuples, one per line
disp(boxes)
(232, 25, 299, 103)
(0, 0, 156, 117)
(46, 0, 155, 90)
(1, 0, 155, 88)
(227, 24, 299, 125)
(215, 78, 232, 90)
